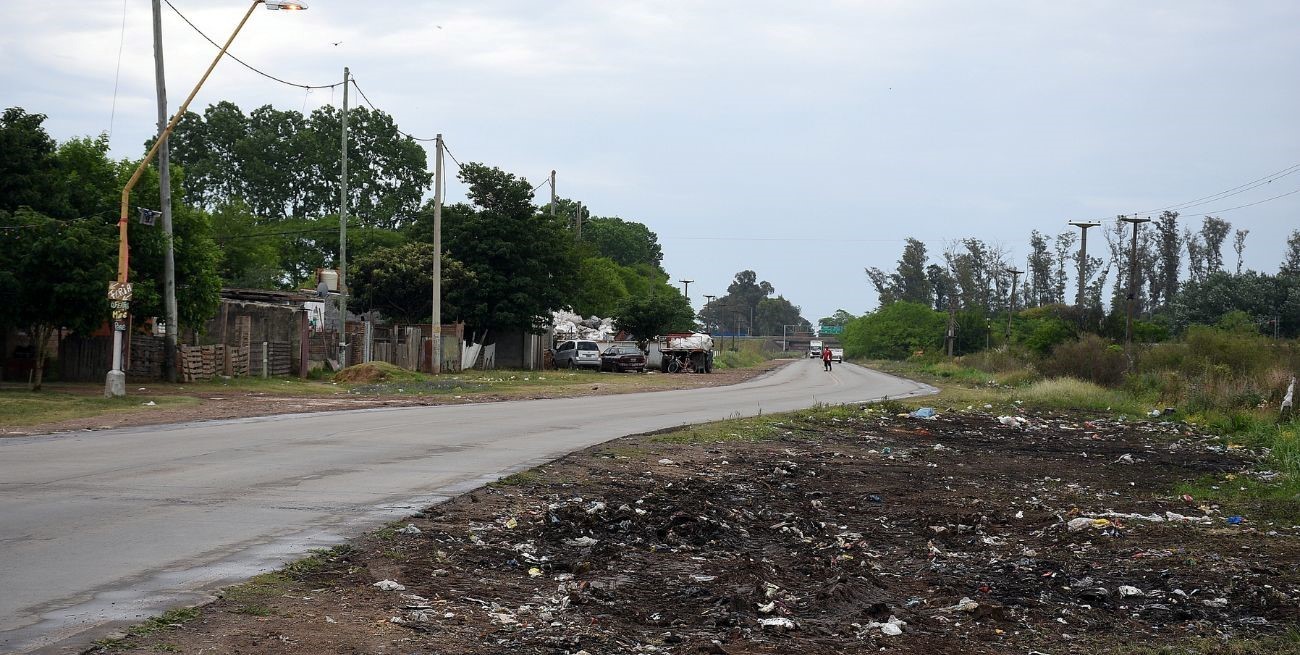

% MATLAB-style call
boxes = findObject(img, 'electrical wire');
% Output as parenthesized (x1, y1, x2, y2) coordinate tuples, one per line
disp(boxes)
(106, 0, 130, 145)
(163, 0, 339, 90)
(1135, 163, 1300, 215)
(348, 77, 438, 142)
(443, 142, 463, 170)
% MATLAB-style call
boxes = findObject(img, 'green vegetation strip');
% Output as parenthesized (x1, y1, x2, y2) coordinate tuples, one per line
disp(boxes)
(0, 391, 198, 428)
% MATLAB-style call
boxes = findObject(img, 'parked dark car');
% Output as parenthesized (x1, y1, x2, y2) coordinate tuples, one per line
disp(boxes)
(599, 345, 646, 373)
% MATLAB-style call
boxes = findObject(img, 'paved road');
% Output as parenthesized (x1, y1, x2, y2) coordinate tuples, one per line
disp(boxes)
(0, 360, 932, 654)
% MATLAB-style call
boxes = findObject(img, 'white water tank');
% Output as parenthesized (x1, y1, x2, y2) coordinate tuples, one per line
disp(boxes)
(317, 268, 339, 292)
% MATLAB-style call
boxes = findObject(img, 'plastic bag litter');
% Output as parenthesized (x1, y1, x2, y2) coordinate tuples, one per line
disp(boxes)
(373, 579, 406, 591)
(665, 333, 714, 350)
(909, 407, 937, 419)
(1118, 585, 1144, 598)
(396, 524, 421, 534)
(759, 617, 797, 630)
(998, 415, 1027, 427)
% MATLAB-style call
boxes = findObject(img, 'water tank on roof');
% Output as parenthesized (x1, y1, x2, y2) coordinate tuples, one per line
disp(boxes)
(317, 268, 339, 292)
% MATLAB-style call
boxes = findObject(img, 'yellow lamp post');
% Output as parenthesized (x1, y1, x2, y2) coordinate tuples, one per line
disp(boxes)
(106, 0, 308, 397)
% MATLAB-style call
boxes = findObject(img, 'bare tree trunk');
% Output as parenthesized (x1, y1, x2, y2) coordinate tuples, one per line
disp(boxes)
(30, 324, 52, 391)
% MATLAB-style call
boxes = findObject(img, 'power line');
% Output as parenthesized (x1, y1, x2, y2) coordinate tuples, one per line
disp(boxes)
(1135, 163, 1300, 215)
(443, 142, 464, 170)
(163, 0, 339, 90)
(107, 0, 130, 145)
(347, 77, 439, 142)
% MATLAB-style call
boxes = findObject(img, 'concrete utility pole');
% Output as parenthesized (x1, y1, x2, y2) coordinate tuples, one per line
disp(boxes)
(1005, 268, 1024, 342)
(1068, 221, 1101, 308)
(151, 0, 179, 382)
(574, 201, 583, 242)
(549, 170, 556, 217)
(702, 294, 716, 334)
(945, 296, 957, 356)
(338, 66, 349, 368)
(679, 279, 693, 300)
(1121, 215, 1151, 349)
(430, 134, 444, 374)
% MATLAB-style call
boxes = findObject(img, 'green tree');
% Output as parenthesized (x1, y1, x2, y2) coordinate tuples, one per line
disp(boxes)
(613, 286, 695, 340)
(866, 238, 932, 307)
(573, 257, 631, 317)
(817, 309, 858, 328)
(1169, 271, 1297, 338)
(753, 296, 809, 336)
(443, 164, 577, 334)
(0, 107, 60, 215)
(209, 200, 284, 288)
(0, 209, 115, 389)
(581, 216, 664, 268)
(1281, 230, 1300, 277)
(350, 242, 474, 324)
(842, 301, 945, 360)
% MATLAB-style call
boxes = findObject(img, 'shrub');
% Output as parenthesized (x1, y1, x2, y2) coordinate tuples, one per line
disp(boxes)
(842, 301, 945, 360)
(1040, 334, 1127, 386)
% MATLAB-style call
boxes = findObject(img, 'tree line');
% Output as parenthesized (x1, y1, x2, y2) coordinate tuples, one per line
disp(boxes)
(848, 216, 1300, 358)
(1, 103, 702, 384)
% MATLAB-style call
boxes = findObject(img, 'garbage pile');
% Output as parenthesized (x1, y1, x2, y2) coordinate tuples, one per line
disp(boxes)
(663, 333, 714, 350)
(552, 310, 618, 341)
(111, 405, 1300, 654)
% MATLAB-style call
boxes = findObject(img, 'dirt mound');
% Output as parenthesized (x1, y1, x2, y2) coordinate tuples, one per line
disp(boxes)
(333, 361, 406, 384)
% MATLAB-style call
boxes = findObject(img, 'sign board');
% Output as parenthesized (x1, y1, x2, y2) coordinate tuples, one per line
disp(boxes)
(304, 301, 325, 332)
(113, 320, 127, 332)
(107, 282, 133, 301)
(819, 325, 844, 335)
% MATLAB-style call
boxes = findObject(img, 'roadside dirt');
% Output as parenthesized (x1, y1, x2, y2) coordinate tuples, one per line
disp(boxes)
(100, 405, 1300, 654)
(2, 361, 784, 436)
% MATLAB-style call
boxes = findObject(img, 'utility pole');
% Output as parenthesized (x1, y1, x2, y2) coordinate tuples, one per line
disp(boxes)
(1068, 221, 1101, 308)
(549, 170, 556, 217)
(575, 201, 583, 242)
(1120, 216, 1151, 349)
(945, 296, 957, 357)
(338, 66, 349, 368)
(151, 0, 179, 382)
(679, 279, 693, 300)
(703, 294, 716, 335)
(1005, 267, 1023, 342)
(430, 134, 444, 374)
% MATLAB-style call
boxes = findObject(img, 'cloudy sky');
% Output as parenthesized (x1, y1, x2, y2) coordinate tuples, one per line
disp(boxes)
(3, 0, 1297, 322)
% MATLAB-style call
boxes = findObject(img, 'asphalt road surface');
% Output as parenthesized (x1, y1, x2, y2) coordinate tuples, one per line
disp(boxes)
(0, 360, 933, 654)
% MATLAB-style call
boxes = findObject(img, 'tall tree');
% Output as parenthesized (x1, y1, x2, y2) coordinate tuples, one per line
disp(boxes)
(1200, 216, 1230, 274)
(613, 287, 695, 340)
(0, 107, 60, 215)
(1026, 230, 1053, 308)
(1153, 211, 1181, 312)
(1185, 228, 1207, 285)
(866, 238, 932, 308)
(443, 163, 577, 335)
(1282, 230, 1300, 277)
(927, 263, 956, 312)
(1052, 231, 1077, 305)
(1233, 228, 1249, 274)
(580, 216, 664, 269)
(753, 296, 809, 336)
(350, 242, 473, 324)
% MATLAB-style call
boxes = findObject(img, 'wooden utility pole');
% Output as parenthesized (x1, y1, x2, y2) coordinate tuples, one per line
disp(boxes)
(1005, 267, 1024, 342)
(1120, 216, 1151, 349)
(430, 134, 444, 374)
(549, 170, 556, 217)
(1069, 221, 1101, 307)
(338, 66, 350, 368)
(945, 296, 957, 356)
(151, 0, 179, 382)
(575, 201, 583, 242)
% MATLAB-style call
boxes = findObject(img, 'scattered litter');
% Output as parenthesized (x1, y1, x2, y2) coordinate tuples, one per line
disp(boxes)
(1118, 585, 1144, 598)
(759, 617, 797, 631)
(372, 580, 406, 592)
(396, 524, 421, 535)
(565, 536, 599, 547)
(142, 401, 157, 406)
(1227, 515, 1244, 525)
(909, 407, 937, 419)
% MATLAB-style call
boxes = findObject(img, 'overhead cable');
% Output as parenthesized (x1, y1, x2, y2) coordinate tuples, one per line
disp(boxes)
(163, 0, 339, 90)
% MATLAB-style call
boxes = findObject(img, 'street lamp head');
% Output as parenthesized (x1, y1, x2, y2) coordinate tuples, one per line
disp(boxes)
(264, 0, 308, 9)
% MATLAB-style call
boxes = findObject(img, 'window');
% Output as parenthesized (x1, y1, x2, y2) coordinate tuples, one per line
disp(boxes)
(578, 342, 599, 351)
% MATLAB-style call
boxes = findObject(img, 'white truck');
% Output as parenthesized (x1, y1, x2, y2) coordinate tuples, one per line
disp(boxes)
(808, 339, 823, 358)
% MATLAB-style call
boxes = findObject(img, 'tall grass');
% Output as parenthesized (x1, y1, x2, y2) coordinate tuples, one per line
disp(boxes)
(1015, 377, 1149, 414)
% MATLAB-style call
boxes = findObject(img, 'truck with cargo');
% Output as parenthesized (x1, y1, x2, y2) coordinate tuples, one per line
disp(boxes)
(658, 333, 714, 373)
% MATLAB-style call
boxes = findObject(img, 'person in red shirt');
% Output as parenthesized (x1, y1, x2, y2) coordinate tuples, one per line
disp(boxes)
(821, 345, 832, 372)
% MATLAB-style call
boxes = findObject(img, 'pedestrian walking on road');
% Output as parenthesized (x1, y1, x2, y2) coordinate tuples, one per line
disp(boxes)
(821, 345, 833, 372)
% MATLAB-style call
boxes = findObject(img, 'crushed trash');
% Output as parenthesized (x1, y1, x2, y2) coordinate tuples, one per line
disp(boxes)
(372, 580, 405, 592)
(908, 407, 937, 419)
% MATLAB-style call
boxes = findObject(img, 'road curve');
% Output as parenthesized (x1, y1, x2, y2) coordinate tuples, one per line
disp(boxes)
(0, 359, 933, 654)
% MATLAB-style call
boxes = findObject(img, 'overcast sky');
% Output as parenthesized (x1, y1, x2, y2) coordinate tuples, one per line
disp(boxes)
(3, 1, 1297, 322)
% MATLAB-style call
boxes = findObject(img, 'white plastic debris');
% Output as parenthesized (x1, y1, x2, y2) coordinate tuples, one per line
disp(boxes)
(396, 524, 421, 534)
(373, 579, 406, 591)
(142, 401, 157, 406)
(1202, 597, 1229, 608)
(759, 617, 796, 630)
(565, 536, 599, 547)
(658, 458, 676, 465)
(1118, 585, 1144, 598)
(946, 597, 979, 612)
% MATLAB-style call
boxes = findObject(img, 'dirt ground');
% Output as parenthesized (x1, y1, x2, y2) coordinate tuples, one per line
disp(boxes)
(3, 361, 783, 437)
(99, 403, 1300, 654)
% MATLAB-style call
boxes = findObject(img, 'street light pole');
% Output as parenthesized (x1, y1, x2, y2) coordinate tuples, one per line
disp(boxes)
(106, 0, 307, 398)
(338, 66, 349, 369)
(702, 294, 715, 334)
(1005, 267, 1023, 343)
(679, 279, 693, 301)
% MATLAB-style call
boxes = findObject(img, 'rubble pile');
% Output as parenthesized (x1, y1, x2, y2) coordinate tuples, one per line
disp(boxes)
(553, 311, 618, 341)
(111, 407, 1300, 654)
